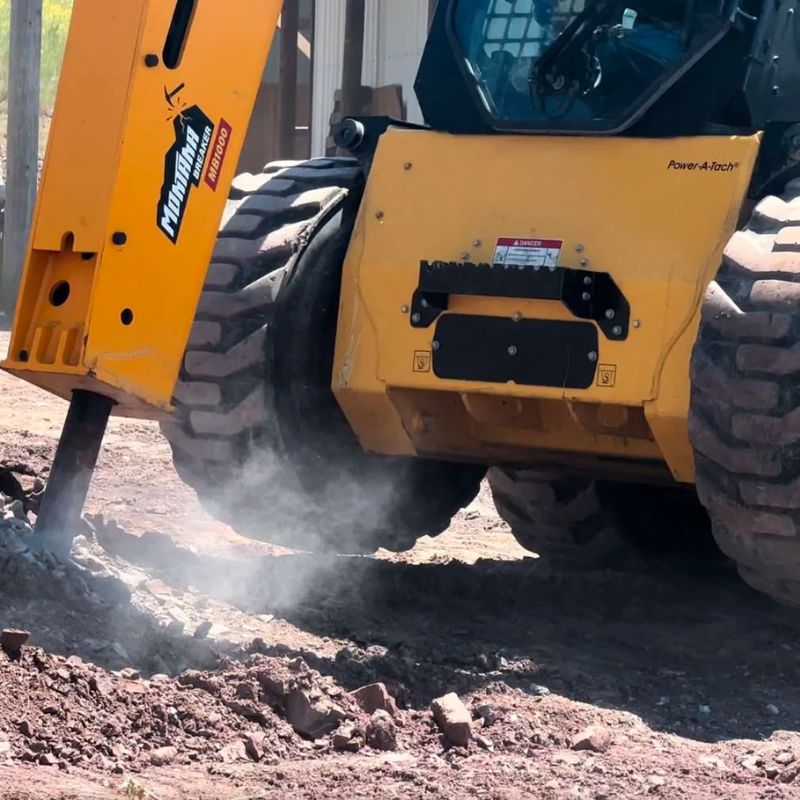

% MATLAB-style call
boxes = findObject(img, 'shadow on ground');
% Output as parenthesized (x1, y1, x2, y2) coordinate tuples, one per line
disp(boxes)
(82, 517, 800, 746)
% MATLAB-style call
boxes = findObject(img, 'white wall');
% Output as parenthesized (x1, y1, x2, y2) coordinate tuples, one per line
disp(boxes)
(311, 0, 430, 157)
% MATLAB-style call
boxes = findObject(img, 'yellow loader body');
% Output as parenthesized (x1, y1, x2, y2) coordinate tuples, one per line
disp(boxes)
(333, 130, 759, 483)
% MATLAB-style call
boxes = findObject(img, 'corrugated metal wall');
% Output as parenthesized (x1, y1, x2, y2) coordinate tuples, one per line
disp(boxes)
(311, 0, 430, 157)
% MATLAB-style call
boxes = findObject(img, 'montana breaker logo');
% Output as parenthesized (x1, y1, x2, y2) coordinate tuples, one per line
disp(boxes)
(157, 103, 214, 243)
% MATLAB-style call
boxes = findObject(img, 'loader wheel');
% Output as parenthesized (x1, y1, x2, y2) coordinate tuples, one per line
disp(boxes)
(488, 468, 619, 559)
(161, 158, 484, 553)
(690, 178, 800, 606)
(488, 468, 710, 560)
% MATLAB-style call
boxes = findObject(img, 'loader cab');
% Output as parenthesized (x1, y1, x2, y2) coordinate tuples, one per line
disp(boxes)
(415, 0, 798, 138)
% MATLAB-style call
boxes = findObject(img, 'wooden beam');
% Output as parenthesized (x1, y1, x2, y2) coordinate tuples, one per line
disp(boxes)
(2, 0, 42, 315)
(279, 0, 300, 157)
(341, 0, 366, 116)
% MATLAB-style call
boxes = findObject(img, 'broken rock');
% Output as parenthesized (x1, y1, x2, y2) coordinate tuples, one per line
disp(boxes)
(150, 746, 178, 767)
(244, 734, 264, 762)
(779, 763, 800, 784)
(178, 670, 222, 696)
(571, 725, 613, 754)
(285, 690, 346, 739)
(352, 683, 397, 717)
(218, 742, 247, 763)
(474, 703, 498, 727)
(193, 621, 213, 639)
(366, 710, 398, 752)
(431, 693, 472, 747)
(1, 629, 30, 655)
(236, 682, 259, 702)
(333, 724, 363, 753)
(741, 755, 764, 773)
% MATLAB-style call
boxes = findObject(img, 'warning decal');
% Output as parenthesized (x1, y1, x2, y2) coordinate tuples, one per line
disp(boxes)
(493, 237, 563, 269)
(413, 351, 432, 374)
(597, 365, 617, 388)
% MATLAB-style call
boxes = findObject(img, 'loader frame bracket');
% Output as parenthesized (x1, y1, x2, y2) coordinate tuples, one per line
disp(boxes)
(411, 260, 630, 340)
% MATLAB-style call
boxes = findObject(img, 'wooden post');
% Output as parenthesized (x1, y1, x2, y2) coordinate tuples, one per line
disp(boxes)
(341, 0, 365, 116)
(279, 0, 300, 158)
(2, 0, 42, 316)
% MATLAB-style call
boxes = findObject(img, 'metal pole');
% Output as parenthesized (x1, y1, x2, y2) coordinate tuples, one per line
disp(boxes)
(279, 0, 300, 157)
(34, 391, 114, 559)
(2, 0, 42, 315)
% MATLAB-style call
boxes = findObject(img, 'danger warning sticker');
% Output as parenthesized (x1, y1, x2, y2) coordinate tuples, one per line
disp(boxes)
(493, 237, 563, 269)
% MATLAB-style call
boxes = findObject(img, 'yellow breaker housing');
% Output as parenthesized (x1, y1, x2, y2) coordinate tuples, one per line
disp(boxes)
(3, 0, 280, 415)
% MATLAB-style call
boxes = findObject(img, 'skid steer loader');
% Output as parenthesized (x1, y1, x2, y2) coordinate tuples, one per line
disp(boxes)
(4, 0, 800, 604)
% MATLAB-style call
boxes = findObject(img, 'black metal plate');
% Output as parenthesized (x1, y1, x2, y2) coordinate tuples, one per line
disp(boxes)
(412, 260, 630, 340)
(432, 315, 599, 389)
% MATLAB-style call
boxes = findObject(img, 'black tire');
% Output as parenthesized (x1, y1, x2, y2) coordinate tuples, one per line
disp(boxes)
(161, 158, 484, 553)
(690, 178, 800, 605)
(488, 468, 620, 559)
(488, 468, 712, 560)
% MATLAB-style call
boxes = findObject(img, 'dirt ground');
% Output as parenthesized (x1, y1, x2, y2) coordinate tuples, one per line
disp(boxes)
(1, 330, 800, 800)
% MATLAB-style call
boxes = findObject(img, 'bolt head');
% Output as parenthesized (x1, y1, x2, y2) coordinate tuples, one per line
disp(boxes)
(375, 211, 385, 220)
(421, 298, 430, 309)
(583, 276, 593, 286)
(403, 162, 413, 170)
(575, 244, 585, 253)
(401, 305, 409, 314)
(605, 309, 616, 320)
(473, 240, 482, 248)
(612, 325, 623, 336)
(512, 312, 522, 322)
(588, 351, 598, 363)
(432, 340, 440, 351)
(460, 252, 471, 261)
(411, 313, 422, 324)
(582, 292, 591, 302)
(507, 346, 518, 357)
(633, 320, 641, 328)
(580, 258, 589, 267)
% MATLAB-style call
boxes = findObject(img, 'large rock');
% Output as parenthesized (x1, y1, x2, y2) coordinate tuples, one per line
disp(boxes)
(571, 725, 612, 754)
(365, 710, 397, 751)
(244, 734, 264, 762)
(431, 693, 472, 747)
(150, 746, 178, 766)
(333, 724, 363, 753)
(284, 690, 346, 739)
(351, 683, 397, 717)
(1, 629, 30, 656)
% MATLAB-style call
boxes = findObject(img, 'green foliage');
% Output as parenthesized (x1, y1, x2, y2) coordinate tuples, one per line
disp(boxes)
(0, 0, 73, 111)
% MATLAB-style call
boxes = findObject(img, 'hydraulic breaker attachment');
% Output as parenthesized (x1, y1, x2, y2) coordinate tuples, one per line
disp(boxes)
(2, 0, 282, 552)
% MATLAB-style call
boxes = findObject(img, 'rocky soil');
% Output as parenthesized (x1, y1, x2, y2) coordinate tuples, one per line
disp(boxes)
(1, 331, 800, 799)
